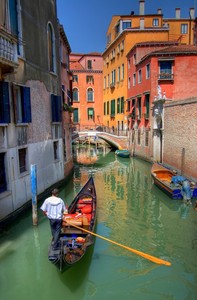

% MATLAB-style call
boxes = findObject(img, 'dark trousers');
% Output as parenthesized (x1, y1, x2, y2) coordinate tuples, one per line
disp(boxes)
(49, 219, 62, 249)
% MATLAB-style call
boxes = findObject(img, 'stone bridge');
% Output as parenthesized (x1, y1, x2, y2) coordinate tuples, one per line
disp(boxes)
(73, 131, 128, 150)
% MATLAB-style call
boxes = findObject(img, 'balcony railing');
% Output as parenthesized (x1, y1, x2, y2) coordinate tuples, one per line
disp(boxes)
(0, 27, 19, 74)
(158, 73, 174, 80)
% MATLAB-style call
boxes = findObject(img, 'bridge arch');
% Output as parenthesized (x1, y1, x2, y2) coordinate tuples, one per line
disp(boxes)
(75, 131, 128, 150)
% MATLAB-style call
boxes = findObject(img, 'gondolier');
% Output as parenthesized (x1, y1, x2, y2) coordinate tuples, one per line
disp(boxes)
(41, 188, 66, 250)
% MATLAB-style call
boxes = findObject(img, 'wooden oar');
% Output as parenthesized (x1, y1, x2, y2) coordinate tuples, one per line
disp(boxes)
(66, 222, 171, 266)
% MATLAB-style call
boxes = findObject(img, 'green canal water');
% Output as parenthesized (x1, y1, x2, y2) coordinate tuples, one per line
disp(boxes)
(0, 149, 197, 300)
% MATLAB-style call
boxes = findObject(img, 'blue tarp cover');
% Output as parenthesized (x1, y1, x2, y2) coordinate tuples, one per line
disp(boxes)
(171, 175, 186, 184)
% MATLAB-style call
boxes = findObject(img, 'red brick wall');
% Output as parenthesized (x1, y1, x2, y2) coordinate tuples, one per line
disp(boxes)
(163, 98, 197, 180)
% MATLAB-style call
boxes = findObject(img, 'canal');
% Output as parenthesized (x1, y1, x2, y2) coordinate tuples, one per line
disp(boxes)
(0, 146, 197, 300)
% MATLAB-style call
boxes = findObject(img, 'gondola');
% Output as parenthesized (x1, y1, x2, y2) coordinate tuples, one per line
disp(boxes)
(48, 176, 96, 272)
(115, 149, 130, 158)
(151, 162, 197, 200)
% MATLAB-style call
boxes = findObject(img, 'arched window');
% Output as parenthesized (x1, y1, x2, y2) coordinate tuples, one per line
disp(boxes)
(48, 22, 56, 73)
(73, 88, 79, 102)
(87, 88, 94, 102)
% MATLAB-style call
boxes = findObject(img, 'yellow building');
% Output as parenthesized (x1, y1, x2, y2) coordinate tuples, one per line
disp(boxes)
(102, 0, 195, 131)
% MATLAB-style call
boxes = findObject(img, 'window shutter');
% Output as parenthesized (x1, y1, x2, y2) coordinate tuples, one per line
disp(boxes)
(51, 94, 62, 122)
(57, 96, 62, 122)
(73, 108, 78, 123)
(111, 99, 115, 116)
(51, 94, 56, 122)
(22, 86, 32, 123)
(0, 82, 10, 123)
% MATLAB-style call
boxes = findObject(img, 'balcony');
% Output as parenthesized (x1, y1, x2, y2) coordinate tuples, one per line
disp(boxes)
(0, 27, 19, 76)
(158, 72, 174, 81)
(110, 82, 115, 89)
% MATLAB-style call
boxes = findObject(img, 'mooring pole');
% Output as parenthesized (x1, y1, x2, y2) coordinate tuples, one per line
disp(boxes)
(31, 164, 38, 226)
(181, 148, 185, 176)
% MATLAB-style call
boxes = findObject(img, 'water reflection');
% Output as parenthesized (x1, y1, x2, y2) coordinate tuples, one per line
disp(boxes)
(1, 146, 197, 300)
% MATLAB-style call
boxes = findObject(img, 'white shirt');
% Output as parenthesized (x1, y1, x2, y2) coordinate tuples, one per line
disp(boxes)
(40, 196, 66, 220)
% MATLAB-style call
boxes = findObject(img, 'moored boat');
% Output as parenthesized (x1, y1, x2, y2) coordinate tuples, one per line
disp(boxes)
(48, 176, 96, 272)
(151, 162, 197, 200)
(115, 149, 130, 158)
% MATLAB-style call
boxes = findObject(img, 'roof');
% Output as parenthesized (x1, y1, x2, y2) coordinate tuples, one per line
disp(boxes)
(151, 45, 197, 55)
(137, 45, 197, 66)
(59, 24, 71, 53)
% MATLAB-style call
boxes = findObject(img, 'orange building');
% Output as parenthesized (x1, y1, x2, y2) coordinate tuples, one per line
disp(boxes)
(102, 0, 195, 131)
(126, 44, 197, 162)
(59, 25, 74, 175)
(70, 53, 103, 130)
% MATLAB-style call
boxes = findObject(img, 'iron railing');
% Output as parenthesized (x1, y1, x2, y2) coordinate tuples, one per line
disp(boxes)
(71, 124, 128, 137)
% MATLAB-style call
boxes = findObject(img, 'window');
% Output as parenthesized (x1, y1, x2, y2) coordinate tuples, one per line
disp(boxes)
(73, 88, 79, 102)
(111, 99, 115, 116)
(181, 24, 188, 34)
(133, 73, 136, 86)
(87, 88, 94, 102)
(128, 59, 130, 69)
(138, 129, 141, 145)
(53, 141, 59, 160)
(117, 44, 120, 54)
(138, 69, 142, 83)
(145, 94, 150, 119)
(117, 98, 120, 113)
(87, 108, 94, 120)
(14, 85, 32, 123)
(104, 77, 106, 89)
(121, 40, 124, 52)
(48, 22, 56, 73)
(86, 75, 94, 84)
(153, 18, 159, 26)
(122, 21, 131, 30)
(0, 152, 7, 193)
(87, 60, 92, 69)
(146, 64, 150, 79)
(6, 0, 23, 56)
(137, 97, 141, 119)
(72, 75, 78, 83)
(145, 130, 149, 146)
(121, 64, 124, 80)
(104, 103, 106, 115)
(128, 77, 131, 89)
(117, 67, 120, 82)
(0, 82, 10, 123)
(120, 97, 124, 113)
(107, 74, 110, 87)
(159, 61, 173, 79)
(107, 33, 111, 44)
(73, 108, 79, 123)
(18, 147, 27, 173)
(133, 53, 136, 64)
(115, 23, 120, 35)
(51, 94, 61, 122)
(111, 70, 116, 86)
(107, 101, 109, 115)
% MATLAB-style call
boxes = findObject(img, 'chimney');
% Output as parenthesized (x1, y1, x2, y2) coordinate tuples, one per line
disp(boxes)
(157, 8, 162, 15)
(189, 8, 195, 19)
(175, 8, 181, 19)
(140, 18, 144, 29)
(139, 0, 145, 15)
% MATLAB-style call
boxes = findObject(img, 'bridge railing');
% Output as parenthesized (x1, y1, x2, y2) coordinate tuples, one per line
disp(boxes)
(71, 124, 128, 137)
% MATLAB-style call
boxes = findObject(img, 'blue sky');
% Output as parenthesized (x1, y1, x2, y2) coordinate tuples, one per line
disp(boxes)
(57, 0, 196, 53)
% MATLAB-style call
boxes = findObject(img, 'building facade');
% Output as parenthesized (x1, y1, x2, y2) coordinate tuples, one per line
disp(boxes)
(127, 44, 197, 178)
(0, 0, 72, 221)
(70, 53, 103, 131)
(102, 0, 195, 131)
(59, 25, 74, 177)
